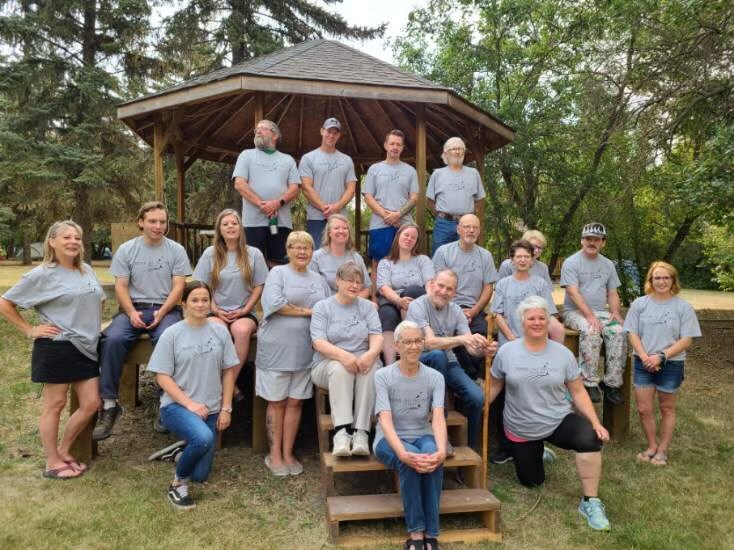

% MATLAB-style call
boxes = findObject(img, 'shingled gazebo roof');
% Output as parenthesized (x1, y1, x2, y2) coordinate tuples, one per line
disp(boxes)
(118, 39, 514, 170)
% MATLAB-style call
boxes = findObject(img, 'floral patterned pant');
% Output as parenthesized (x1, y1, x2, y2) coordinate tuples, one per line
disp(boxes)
(564, 310, 626, 388)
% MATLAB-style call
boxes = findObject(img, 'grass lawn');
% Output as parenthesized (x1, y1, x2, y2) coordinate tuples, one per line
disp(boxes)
(0, 291, 732, 548)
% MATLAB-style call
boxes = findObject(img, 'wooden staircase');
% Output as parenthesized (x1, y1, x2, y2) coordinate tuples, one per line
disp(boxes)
(315, 387, 502, 545)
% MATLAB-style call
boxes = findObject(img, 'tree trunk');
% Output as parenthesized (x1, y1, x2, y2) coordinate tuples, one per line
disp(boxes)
(22, 234, 31, 265)
(663, 213, 700, 262)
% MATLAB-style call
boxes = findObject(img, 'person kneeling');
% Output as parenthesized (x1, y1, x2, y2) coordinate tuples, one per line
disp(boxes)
(488, 296, 612, 531)
(374, 321, 447, 550)
(147, 281, 238, 509)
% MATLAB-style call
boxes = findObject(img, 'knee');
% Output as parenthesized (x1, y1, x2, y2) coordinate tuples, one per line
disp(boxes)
(80, 396, 102, 415)
(422, 350, 448, 370)
(286, 397, 302, 410)
(189, 427, 215, 451)
(636, 401, 654, 416)
(659, 402, 676, 418)
(575, 430, 603, 452)
(517, 469, 545, 488)
(43, 396, 67, 415)
(231, 322, 255, 341)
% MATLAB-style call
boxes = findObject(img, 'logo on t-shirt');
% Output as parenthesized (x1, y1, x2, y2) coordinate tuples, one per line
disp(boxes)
(526, 362, 551, 381)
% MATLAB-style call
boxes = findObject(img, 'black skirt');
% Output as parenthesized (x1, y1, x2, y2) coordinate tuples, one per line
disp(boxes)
(31, 339, 99, 384)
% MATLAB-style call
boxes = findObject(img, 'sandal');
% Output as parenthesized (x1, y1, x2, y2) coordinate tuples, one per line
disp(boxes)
(424, 537, 439, 550)
(650, 452, 668, 466)
(404, 539, 424, 550)
(636, 449, 657, 463)
(43, 466, 83, 480)
(64, 459, 89, 473)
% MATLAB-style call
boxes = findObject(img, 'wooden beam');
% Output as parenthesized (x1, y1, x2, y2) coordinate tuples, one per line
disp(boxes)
(174, 140, 186, 233)
(254, 92, 264, 124)
(183, 155, 198, 172)
(153, 115, 165, 201)
(471, 146, 486, 228)
(415, 103, 427, 254)
(158, 109, 184, 153)
(354, 165, 363, 252)
(336, 98, 360, 154)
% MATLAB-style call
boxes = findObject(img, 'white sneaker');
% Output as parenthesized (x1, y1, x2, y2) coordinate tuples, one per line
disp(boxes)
(351, 430, 370, 456)
(332, 428, 352, 457)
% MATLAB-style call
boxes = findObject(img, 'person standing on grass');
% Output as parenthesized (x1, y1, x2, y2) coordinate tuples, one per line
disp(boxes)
(0, 221, 104, 479)
(93, 201, 192, 441)
(193, 209, 268, 402)
(488, 295, 612, 531)
(373, 320, 447, 550)
(625, 261, 701, 467)
(147, 281, 237, 509)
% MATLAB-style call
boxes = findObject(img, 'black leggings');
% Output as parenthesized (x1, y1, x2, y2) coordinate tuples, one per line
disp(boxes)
(508, 413, 602, 487)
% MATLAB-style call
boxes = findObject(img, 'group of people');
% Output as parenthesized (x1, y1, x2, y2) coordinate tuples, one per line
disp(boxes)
(0, 117, 702, 549)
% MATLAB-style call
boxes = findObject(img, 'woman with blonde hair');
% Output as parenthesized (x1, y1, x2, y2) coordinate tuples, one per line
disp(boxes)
(193, 209, 268, 401)
(624, 261, 701, 466)
(0, 221, 104, 479)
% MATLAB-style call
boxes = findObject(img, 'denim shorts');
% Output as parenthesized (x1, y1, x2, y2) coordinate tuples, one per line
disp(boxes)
(633, 355, 685, 393)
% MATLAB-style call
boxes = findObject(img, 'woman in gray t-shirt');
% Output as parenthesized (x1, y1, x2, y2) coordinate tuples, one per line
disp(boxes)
(488, 295, 613, 531)
(625, 261, 701, 467)
(0, 221, 104, 480)
(193, 209, 268, 401)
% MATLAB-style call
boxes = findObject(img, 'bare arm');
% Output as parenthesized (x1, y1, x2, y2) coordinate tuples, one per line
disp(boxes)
(276, 304, 313, 317)
(217, 368, 236, 431)
(300, 177, 326, 211)
(0, 297, 60, 338)
(488, 375, 505, 405)
(333, 181, 357, 211)
(363, 193, 388, 220)
(567, 377, 609, 441)
(156, 372, 208, 418)
(423, 325, 473, 352)
(241, 285, 263, 316)
(466, 283, 492, 320)
(233, 176, 262, 207)
(312, 338, 359, 372)
(494, 313, 516, 342)
(474, 198, 483, 214)
(115, 277, 145, 328)
(427, 198, 436, 215)
(607, 288, 624, 323)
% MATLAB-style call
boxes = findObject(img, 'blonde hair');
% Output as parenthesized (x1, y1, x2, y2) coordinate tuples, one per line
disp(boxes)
(522, 229, 547, 248)
(644, 261, 681, 295)
(322, 214, 355, 250)
(211, 209, 253, 292)
(286, 231, 314, 250)
(43, 220, 84, 273)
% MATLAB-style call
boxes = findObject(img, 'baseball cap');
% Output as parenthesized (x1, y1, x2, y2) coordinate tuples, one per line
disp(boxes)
(323, 117, 341, 130)
(581, 223, 607, 238)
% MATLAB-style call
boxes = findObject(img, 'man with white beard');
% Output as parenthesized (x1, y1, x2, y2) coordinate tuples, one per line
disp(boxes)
(233, 119, 301, 267)
(427, 137, 487, 256)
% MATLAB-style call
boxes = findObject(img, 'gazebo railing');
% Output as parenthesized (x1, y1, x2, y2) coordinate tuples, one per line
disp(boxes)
(170, 221, 214, 263)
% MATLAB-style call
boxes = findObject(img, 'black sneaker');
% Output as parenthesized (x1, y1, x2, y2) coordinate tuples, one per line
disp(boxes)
(586, 385, 602, 403)
(490, 448, 514, 464)
(153, 414, 170, 434)
(92, 405, 123, 441)
(167, 483, 195, 510)
(148, 440, 187, 462)
(600, 382, 624, 405)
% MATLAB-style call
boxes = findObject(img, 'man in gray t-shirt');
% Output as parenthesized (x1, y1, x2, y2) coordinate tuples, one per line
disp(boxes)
(433, 214, 498, 379)
(427, 137, 486, 255)
(560, 223, 626, 404)
(94, 202, 192, 441)
(232, 119, 301, 267)
(300, 117, 357, 246)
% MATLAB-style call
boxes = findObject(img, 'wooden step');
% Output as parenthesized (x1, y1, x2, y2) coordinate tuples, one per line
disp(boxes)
(336, 527, 502, 547)
(327, 488, 501, 521)
(323, 446, 480, 473)
(319, 409, 467, 432)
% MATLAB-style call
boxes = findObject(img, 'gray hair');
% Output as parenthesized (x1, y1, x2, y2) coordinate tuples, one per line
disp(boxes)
(258, 119, 282, 141)
(394, 320, 423, 343)
(441, 136, 466, 164)
(516, 295, 550, 322)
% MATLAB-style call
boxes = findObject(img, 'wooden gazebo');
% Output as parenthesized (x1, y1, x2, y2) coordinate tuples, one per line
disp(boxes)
(117, 39, 515, 249)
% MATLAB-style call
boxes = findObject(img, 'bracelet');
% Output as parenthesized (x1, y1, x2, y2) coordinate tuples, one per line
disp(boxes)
(657, 351, 667, 366)
(221, 406, 232, 413)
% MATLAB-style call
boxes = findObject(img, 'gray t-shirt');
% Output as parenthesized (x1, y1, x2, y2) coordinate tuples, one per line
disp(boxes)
(256, 264, 331, 372)
(299, 148, 357, 221)
(232, 148, 301, 228)
(560, 251, 620, 313)
(426, 166, 485, 215)
(362, 161, 419, 230)
(373, 362, 445, 450)
(407, 294, 469, 363)
(147, 320, 239, 414)
(309, 248, 370, 294)
(110, 237, 192, 304)
(624, 295, 701, 361)
(498, 258, 552, 286)
(491, 275, 558, 346)
(432, 242, 498, 308)
(193, 245, 268, 311)
(491, 339, 580, 440)
(376, 255, 435, 306)
(3, 263, 104, 360)
(310, 296, 382, 365)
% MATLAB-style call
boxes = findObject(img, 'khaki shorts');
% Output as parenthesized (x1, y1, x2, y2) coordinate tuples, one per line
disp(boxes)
(255, 367, 313, 401)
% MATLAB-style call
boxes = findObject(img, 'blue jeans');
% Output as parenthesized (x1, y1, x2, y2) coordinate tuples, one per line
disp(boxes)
(420, 350, 483, 448)
(99, 307, 182, 400)
(160, 403, 218, 482)
(306, 219, 327, 248)
(633, 356, 685, 393)
(375, 435, 442, 537)
(431, 217, 459, 256)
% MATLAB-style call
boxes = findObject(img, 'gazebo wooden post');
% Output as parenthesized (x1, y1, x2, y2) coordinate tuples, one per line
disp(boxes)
(174, 140, 186, 244)
(354, 165, 363, 252)
(472, 145, 486, 229)
(153, 113, 165, 201)
(254, 92, 264, 126)
(415, 103, 428, 254)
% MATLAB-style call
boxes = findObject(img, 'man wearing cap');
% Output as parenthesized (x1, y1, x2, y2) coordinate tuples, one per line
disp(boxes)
(427, 137, 486, 256)
(233, 119, 301, 267)
(561, 223, 626, 404)
(362, 129, 419, 291)
(300, 117, 357, 246)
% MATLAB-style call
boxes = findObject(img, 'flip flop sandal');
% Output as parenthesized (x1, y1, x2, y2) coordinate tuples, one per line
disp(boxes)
(650, 452, 668, 466)
(424, 537, 439, 550)
(404, 539, 424, 550)
(636, 450, 657, 462)
(43, 466, 82, 480)
(65, 459, 89, 473)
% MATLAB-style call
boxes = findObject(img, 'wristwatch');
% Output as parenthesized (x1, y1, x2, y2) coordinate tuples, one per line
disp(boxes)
(279, 199, 285, 206)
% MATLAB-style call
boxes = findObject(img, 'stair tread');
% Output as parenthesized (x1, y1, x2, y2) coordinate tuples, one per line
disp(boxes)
(323, 446, 480, 472)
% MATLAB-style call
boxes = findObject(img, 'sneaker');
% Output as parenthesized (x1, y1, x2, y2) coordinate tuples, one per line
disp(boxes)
(543, 446, 557, 463)
(578, 497, 611, 531)
(153, 414, 170, 434)
(332, 428, 352, 457)
(490, 448, 513, 464)
(167, 483, 195, 510)
(351, 430, 370, 456)
(264, 455, 289, 477)
(585, 385, 602, 403)
(148, 440, 187, 462)
(92, 405, 123, 441)
(599, 382, 624, 405)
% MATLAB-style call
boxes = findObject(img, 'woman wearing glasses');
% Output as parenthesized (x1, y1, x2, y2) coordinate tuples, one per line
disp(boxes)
(624, 261, 701, 466)
(497, 229, 552, 285)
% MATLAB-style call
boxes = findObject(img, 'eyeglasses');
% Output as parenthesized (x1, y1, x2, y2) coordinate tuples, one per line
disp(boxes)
(532, 245, 544, 251)
(652, 276, 672, 281)
(288, 245, 311, 252)
(399, 338, 425, 347)
(446, 147, 465, 153)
